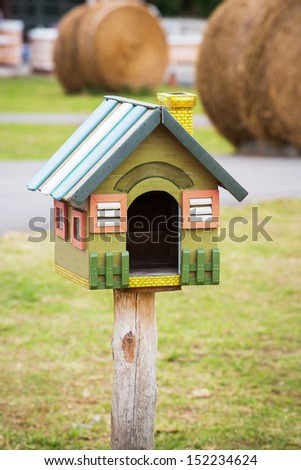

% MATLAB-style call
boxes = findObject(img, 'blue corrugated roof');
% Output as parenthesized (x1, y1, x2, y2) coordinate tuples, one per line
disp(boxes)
(27, 95, 248, 203)
(27, 98, 118, 191)
(51, 105, 148, 200)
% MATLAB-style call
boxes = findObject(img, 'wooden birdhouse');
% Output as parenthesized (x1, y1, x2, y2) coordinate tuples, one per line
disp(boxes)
(27, 93, 248, 291)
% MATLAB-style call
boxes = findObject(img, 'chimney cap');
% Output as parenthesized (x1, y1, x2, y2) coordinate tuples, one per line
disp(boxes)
(157, 92, 197, 109)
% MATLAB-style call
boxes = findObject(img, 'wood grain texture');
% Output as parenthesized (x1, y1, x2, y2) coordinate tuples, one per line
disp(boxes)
(111, 290, 157, 450)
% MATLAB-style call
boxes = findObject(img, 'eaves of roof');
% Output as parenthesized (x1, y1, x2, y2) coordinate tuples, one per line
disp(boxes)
(27, 96, 248, 204)
(161, 109, 248, 202)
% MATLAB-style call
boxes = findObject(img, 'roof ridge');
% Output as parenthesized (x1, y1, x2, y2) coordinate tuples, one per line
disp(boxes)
(104, 95, 159, 110)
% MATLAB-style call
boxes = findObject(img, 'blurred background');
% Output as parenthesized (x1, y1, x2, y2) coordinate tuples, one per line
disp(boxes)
(0, 0, 213, 86)
(1, 0, 301, 154)
(0, 0, 300, 451)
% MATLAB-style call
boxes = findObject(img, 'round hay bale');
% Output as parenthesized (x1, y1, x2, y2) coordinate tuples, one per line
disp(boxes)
(77, 0, 168, 91)
(196, 0, 277, 146)
(76, 3, 110, 89)
(241, 0, 301, 148)
(54, 4, 89, 93)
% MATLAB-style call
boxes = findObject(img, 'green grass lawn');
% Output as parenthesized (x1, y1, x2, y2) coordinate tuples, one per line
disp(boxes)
(0, 76, 204, 114)
(0, 76, 234, 159)
(0, 124, 78, 161)
(0, 200, 300, 450)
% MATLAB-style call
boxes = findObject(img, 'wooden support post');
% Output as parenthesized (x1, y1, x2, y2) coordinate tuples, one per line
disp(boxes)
(111, 289, 157, 450)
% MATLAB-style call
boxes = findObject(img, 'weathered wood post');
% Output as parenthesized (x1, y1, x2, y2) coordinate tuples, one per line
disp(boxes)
(111, 289, 157, 450)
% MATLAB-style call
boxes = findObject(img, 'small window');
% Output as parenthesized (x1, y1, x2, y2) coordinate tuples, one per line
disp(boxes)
(90, 194, 127, 233)
(71, 209, 86, 250)
(182, 190, 219, 229)
(54, 200, 68, 240)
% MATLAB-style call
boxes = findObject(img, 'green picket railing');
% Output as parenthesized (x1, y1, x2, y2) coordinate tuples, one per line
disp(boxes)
(181, 248, 220, 286)
(89, 251, 130, 289)
(90, 248, 220, 289)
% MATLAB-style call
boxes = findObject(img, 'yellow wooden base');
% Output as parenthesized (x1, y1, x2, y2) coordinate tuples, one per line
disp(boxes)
(129, 275, 181, 288)
(55, 263, 90, 289)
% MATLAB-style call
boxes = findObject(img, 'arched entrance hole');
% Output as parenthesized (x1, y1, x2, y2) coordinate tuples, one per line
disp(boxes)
(126, 191, 179, 275)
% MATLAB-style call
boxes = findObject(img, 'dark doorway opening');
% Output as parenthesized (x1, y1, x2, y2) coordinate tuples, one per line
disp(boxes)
(127, 191, 179, 275)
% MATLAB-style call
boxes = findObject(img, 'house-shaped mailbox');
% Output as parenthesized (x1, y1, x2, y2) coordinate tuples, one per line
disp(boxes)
(27, 93, 248, 290)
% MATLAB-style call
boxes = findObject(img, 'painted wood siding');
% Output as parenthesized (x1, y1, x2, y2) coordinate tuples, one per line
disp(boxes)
(89, 125, 218, 264)
(93, 125, 217, 200)
(54, 201, 89, 280)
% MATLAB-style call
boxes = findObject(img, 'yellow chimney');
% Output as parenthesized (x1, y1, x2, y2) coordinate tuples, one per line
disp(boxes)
(157, 92, 197, 136)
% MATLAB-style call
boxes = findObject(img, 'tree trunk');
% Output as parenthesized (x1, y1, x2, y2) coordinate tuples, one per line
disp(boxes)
(111, 289, 157, 450)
